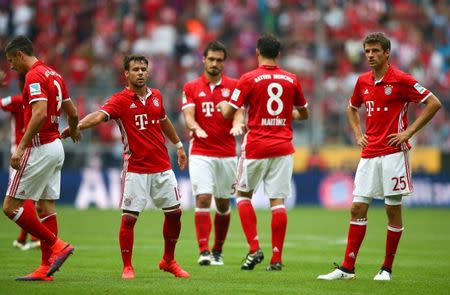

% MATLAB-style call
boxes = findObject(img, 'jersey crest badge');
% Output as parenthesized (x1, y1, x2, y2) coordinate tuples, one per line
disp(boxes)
(29, 83, 42, 96)
(153, 98, 159, 107)
(221, 88, 230, 97)
(384, 85, 393, 95)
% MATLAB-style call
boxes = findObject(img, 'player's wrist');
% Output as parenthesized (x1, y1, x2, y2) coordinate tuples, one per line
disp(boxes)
(175, 141, 183, 149)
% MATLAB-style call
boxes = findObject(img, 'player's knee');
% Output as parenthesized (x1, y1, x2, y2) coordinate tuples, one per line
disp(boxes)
(216, 204, 230, 214)
(350, 203, 367, 219)
(2, 203, 17, 219)
(196, 194, 212, 208)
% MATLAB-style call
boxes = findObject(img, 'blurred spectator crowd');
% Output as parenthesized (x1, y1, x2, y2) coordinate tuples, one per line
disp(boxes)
(0, 0, 449, 169)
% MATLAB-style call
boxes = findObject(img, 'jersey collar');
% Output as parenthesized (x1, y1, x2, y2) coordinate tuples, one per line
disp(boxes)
(29, 60, 44, 71)
(124, 87, 153, 100)
(372, 65, 397, 85)
(259, 64, 279, 70)
(201, 74, 223, 87)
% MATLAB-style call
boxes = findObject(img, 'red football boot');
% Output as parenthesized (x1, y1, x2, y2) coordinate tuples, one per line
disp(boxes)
(159, 259, 190, 278)
(122, 266, 135, 279)
(16, 265, 54, 281)
(46, 240, 75, 277)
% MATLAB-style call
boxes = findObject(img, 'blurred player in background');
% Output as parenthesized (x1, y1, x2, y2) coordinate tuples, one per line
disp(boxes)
(0, 73, 40, 251)
(220, 34, 309, 271)
(63, 55, 190, 279)
(317, 32, 442, 281)
(3, 35, 80, 281)
(181, 41, 244, 266)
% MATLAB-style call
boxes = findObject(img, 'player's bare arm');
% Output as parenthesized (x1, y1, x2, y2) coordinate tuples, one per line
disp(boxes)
(11, 100, 47, 169)
(160, 116, 187, 170)
(219, 101, 236, 120)
(182, 106, 208, 138)
(230, 108, 245, 136)
(387, 95, 442, 147)
(61, 111, 107, 138)
(293, 107, 309, 121)
(61, 100, 80, 143)
(347, 105, 368, 148)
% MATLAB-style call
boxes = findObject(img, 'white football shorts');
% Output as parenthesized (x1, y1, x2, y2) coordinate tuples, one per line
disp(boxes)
(6, 139, 64, 201)
(353, 151, 412, 202)
(236, 154, 293, 199)
(189, 155, 237, 198)
(121, 169, 180, 212)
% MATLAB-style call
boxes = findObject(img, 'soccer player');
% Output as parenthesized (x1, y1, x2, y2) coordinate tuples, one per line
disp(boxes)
(62, 54, 190, 279)
(0, 74, 41, 251)
(181, 41, 244, 266)
(317, 32, 442, 281)
(2, 35, 80, 281)
(220, 34, 309, 271)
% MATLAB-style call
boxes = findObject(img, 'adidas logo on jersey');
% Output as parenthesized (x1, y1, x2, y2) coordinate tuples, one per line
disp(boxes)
(364, 89, 369, 94)
(130, 103, 137, 108)
(199, 91, 206, 97)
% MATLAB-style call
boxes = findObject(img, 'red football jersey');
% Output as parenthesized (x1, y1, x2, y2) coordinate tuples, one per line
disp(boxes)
(100, 87, 171, 174)
(229, 65, 308, 159)
(350, 65, 432, 158)
(1, 95, 25, 153)
(181, 75, 237, 157)
(23, 61, 70, 146)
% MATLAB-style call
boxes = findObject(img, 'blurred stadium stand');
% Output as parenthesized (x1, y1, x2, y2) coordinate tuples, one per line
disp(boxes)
(0, 0, 448, 175)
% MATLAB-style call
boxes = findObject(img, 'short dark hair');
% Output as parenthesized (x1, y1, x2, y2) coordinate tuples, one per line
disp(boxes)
(203, 41, 227, 60)
(363, 32, 391, 52)
(257, 34, 281, 59)
(5, 35, 34, 56)
(123, 55, 149, 70)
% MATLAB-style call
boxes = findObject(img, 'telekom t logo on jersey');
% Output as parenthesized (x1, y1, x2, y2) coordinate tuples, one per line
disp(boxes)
(202, 102, 215, 117)
(365, 101, 375, 116)
(135, 114, 148, 130)
(365, 101, 389, 117)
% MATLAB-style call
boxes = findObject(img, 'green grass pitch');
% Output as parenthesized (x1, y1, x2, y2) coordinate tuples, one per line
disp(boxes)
(1, 207, 449, 294)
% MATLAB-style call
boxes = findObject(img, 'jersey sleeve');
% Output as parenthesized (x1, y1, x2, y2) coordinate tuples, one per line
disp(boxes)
(100, 95, 121, 120)
(181, 84, 195, 110)
(159, 94, 167, 119)
(294, 79, 308, 108)
(349, 78, 362, 109)
(401, 74, 432, 103)
(229, 76, 251, 109)
(1, 95, 23, 112)
(25, 73, 48, 104)
(60, 78, 71, 102)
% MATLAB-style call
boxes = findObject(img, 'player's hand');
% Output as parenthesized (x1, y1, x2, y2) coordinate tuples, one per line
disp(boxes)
(60, 127, 70, 139)
(10, 146, 25, 170)
(69, 126, 82, 143)
(387, 130, 412, 147)
(230, 123, 245, 136)
(177, 147, 187, 170)
(355, 133, 368, 147)
(193, 127, 208, 138)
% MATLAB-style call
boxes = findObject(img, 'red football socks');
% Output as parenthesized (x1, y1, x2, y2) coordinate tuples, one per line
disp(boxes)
(40, 213, 58, 266)
(9, 200, 57, 246)
(163, 209, 182, 262)
(342, 218, 367, 270)
(382, 224, 403, 271)
(237, 198, 260, 253)
(194, 210, 211, 252)
(212, 210, 230, 252)
(119, 213, 137, 267)
(271, 206, 287, 264)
